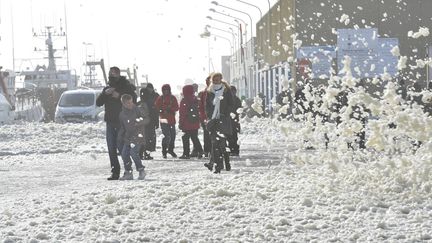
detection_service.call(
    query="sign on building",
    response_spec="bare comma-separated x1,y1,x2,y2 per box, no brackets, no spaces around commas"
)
337,28,378,78
337,28,399,79
373,38,399,77
297,46,336,78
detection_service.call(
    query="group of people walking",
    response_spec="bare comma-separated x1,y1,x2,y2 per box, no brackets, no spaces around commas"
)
97,67,242,180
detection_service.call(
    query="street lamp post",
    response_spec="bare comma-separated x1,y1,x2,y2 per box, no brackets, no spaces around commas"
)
206,25,238,50
206,16,238,28
200,30,213,73
234,0,264,98
206,16,240,71
211,1,257,98
266,0,271,46
206,25,238,83
209,8,251,97
205,19,239,50
236,0,262,19
209,8,248,43
208,9,248,85
211,1,254,41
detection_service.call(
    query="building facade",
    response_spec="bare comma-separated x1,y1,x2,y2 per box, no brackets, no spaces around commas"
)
250,0,432,110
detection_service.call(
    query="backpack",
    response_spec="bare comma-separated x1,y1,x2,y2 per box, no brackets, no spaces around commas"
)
187,100,199,123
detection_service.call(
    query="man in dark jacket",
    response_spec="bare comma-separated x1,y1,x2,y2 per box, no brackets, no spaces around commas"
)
96,66,137,180
204,73,233,173
139,83,160,160
227,85,242,156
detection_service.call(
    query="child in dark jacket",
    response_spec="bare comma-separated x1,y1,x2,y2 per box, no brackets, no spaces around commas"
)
117,94,150,180
179,85,204,159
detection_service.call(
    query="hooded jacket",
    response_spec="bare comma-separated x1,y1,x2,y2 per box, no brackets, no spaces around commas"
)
139,83,160,128
117,104,150,145
179,85,200,131
154,84,179,125
96,76,137,125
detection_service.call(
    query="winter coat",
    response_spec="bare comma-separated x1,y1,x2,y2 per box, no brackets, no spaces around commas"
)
118,104,150,145
231,94,242,133
154,84,179,125
96,76,137,125
198,89,208,123
295,86,312,115
205,81,234,135
140,86,160,129
179,85,200,131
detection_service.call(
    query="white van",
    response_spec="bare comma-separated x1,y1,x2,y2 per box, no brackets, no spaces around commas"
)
54,89,103,123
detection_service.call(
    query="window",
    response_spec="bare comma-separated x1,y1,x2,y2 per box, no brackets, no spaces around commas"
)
59,93,94,107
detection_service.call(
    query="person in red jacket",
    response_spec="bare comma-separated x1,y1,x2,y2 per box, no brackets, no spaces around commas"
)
154,84,179,158
197,75,212,157
179,85,203,159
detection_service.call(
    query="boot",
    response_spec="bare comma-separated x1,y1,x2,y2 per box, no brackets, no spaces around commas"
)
138,170,146,180
144,152,153,160
224,152,231,171
214,165,221,174
197,151,203,159
190,149,198,157
204,154,213,171
179,154,190,159
119,171,133,180
204,163,213,171
229,151,239,157
168,151,177,158
139,146,146,160
162,144,167,159
107,173,119,181
214,154,223,173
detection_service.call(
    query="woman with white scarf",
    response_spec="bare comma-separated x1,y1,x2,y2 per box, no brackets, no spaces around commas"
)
204,73,234,174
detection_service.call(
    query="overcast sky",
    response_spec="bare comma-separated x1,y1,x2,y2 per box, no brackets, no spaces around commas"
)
0,0,276,93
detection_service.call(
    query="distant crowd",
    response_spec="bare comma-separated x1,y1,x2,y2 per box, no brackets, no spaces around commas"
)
97,67,242,180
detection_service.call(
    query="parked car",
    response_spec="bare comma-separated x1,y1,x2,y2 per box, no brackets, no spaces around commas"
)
54,89,103,123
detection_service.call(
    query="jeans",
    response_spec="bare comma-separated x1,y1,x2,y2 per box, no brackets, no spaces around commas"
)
161,123,176,152
145,125,157,152
182,130,203,156
106,122,123,175
202,123,211,154
140,125,157,157
121,143,144,172
227,127,239,154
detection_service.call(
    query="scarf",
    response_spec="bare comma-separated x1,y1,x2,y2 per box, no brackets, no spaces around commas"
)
211,84,224,119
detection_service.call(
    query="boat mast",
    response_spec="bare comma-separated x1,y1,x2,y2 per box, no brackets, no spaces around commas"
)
46,27,57,71
63,0,70,70
10,1,15,71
